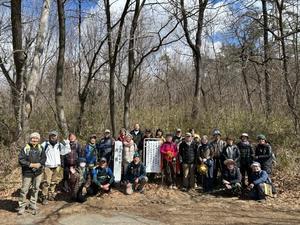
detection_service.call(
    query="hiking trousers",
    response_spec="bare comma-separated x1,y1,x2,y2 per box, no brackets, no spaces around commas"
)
19,174,42,209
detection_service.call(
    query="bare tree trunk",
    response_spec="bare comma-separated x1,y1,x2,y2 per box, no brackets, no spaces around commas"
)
124,0,145,129
56,0,69,137
180,0,208,120
104,0,130,136
23,0,52,134
11,0,26,139
241,53,253,113
262,0,272,118
276,0,300,133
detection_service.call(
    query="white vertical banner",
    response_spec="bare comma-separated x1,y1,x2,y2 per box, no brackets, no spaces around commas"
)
144,138,161,173
113,141,123,182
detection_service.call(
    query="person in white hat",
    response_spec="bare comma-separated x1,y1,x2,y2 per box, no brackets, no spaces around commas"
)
237,133,254,187
248,162,273,201
18,132,46,215
96,129,115,167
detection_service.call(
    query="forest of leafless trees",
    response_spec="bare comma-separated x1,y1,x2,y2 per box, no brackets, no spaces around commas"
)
1,0,300,149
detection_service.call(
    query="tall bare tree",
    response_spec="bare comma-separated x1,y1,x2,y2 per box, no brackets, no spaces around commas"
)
262,0,272,117
104,0,131,136
179,0,208,119
56,0,69,136
23,0,52,134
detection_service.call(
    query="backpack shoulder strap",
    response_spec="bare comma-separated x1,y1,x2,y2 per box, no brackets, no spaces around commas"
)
24,144,31,155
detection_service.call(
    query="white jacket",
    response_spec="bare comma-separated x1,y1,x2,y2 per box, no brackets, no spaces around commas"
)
42,140,71,168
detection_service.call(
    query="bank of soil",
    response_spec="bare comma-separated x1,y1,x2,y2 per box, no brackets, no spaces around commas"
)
0,169,299,225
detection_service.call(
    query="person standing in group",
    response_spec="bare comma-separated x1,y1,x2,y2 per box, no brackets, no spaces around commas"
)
122,133,137,175
117,128,127,142
63,133,82,192
237,133,254,187
85,134,98,168
160,133,178,189
41,131,71,205
179,132,197,191
196,135,214,192
221,136,240,171
254,134,273,175
138,128,153,158
210,129,226,186
130,123,144,154
96,129,115,168
155,128,166,144
18,132,46,215
173,128,183,145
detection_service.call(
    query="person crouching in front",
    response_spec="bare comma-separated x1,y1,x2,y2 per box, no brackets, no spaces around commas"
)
222,159,242,196
88,157,114,196
124,152,148,195
248,162,273,202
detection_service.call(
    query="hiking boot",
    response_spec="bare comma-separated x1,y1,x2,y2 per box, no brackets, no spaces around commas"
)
17,207,25,215
172,185,178,190
42,198,48,205
31,209,38,215
168,185,173,189
48,195,55,201
181,187,187,192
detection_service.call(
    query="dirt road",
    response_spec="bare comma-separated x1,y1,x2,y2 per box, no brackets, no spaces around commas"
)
1,184,299,225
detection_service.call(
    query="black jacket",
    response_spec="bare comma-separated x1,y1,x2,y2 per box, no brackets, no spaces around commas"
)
125,162,147,183
222,167,242,184
179,141,197,164
130,130,144,150
237,141,254,166
255,143,273,172
196,143,212,163
19,143,46,177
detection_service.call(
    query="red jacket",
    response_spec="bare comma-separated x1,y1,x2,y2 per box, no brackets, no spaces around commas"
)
160,141,178,162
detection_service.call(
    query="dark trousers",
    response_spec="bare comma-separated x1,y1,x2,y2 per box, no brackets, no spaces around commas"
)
249,183,266,200
240,164,252,186
163,159,177,186
213,158,222,185
88,182,111,195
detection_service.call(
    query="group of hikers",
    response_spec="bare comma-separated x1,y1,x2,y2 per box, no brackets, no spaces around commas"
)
17,123,276,215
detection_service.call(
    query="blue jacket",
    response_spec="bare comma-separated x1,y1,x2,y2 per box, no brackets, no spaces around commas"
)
92,166,114,186
251,170,271,185
96,137,114,161
85,143,97,165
